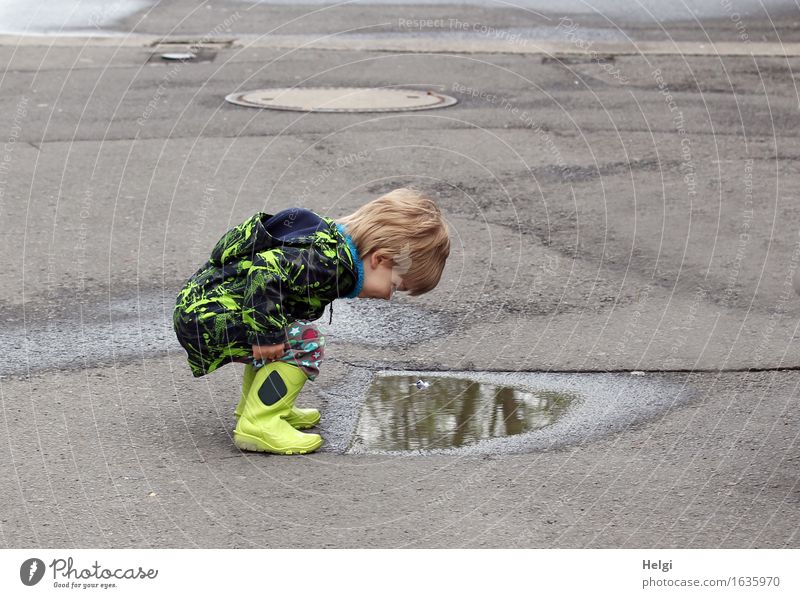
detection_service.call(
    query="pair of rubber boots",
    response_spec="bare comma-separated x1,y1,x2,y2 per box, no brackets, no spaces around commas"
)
233,362,323,455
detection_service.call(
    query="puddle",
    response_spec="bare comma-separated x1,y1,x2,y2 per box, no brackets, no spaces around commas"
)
351,375,579,451
324,369,696,455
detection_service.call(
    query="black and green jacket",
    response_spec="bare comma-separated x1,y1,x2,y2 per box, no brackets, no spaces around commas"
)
173,208,363,377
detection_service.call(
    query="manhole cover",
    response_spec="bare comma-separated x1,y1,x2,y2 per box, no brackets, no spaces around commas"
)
224,86,458,113
351,375,577,451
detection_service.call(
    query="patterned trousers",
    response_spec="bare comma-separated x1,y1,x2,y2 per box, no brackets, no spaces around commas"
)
250,320,326,381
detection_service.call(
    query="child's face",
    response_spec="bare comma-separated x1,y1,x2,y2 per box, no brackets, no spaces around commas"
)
358,251,408,300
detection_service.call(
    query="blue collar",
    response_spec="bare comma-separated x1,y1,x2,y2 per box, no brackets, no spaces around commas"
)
336,223,364,299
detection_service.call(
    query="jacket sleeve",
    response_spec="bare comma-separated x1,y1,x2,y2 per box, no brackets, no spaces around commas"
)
242,247,304,346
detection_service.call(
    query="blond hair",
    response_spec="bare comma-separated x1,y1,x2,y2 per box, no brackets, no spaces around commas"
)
338,188,450,296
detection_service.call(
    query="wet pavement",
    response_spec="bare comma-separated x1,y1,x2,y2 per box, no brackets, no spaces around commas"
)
4,0,800,41
0,293,448,376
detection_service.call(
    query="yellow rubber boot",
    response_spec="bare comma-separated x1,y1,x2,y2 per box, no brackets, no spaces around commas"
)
234,363,256,420
236,363,320,429
233,362,323,455
285,405,320,429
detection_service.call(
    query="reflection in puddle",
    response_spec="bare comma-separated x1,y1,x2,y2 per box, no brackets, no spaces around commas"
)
353,375,579,451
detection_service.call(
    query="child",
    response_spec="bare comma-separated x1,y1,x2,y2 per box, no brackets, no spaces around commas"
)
173,188,451,455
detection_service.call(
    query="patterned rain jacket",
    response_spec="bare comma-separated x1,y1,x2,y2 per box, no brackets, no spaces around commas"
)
173,208,363,377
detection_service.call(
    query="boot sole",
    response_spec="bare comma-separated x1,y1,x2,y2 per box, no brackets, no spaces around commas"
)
233,431,323,455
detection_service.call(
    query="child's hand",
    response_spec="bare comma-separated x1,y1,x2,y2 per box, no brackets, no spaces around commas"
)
252,343,287,361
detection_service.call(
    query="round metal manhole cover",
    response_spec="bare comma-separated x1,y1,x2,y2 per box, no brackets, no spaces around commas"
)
224,86,457,113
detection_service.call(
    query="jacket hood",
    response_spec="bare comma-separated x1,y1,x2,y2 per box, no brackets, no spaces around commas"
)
209,208,359,289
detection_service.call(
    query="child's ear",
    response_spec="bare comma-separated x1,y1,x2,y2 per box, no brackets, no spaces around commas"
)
372,250,391,268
